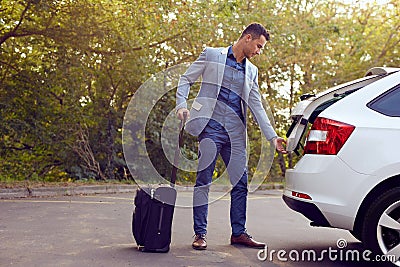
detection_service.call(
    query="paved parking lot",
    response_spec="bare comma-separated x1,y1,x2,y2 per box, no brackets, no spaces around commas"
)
0,191,388,267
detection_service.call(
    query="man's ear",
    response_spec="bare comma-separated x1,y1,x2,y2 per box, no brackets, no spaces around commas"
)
245,34,252,42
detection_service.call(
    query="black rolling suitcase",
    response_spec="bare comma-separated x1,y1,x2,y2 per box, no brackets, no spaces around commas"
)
132,113,186,252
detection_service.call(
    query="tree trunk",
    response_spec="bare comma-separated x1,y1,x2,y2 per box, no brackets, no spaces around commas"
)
73,125,107,180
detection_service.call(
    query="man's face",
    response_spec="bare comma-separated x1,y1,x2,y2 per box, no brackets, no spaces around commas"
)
243,34,267,59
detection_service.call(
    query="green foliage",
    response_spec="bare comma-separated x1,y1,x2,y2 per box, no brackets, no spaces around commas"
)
1,0,399,183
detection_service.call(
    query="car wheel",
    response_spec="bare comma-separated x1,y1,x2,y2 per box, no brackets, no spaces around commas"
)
362,188,400,266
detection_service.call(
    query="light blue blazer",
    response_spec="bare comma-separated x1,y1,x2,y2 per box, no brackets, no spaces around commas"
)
176,47,277,141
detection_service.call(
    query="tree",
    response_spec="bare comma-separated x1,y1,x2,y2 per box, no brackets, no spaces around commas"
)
1,0,398,183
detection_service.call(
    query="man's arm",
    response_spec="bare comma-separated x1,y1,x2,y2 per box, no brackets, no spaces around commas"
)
176,48,208,119
248,69,287,153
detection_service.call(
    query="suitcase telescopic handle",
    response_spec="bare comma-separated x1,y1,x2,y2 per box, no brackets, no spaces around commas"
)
171,111,187,186
178,111,187,148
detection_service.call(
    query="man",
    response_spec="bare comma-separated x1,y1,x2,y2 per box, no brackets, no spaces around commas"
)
176,23,286,250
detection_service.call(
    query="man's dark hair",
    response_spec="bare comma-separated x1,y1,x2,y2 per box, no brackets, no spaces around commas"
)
240,23,270,41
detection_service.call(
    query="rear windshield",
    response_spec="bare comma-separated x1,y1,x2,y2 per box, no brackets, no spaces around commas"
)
367,85,400,117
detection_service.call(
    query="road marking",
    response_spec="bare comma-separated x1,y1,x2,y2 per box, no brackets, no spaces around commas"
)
249,196,281,199
0,194,279,204
99,243,133,249
0,199,117,204
209,195,281,201
82,195,133,201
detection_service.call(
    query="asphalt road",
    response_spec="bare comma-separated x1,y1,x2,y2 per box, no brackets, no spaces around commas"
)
0,190,391,267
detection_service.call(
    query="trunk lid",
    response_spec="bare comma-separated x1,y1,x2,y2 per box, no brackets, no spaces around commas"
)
286,67,399,155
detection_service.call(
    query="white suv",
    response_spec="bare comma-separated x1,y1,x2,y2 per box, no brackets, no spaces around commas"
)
283,67,400,265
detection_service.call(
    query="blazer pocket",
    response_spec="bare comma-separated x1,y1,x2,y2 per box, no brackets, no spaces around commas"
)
192,100,203,111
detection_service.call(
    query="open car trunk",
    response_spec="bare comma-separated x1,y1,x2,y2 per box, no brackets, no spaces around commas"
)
286,67,400,155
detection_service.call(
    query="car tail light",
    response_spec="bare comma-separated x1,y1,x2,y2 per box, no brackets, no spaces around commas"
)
304,117,355,155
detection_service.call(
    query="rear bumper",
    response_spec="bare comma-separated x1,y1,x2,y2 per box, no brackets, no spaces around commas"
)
284,154,372,230
282,195,331,227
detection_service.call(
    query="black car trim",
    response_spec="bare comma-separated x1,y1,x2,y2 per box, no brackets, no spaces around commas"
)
282,195,331,227
286,115,301,138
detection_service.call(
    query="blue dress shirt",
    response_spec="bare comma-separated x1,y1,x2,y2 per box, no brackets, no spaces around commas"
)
207,46,245,132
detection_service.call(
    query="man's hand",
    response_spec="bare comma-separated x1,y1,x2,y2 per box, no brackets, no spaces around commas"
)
273,137,287,154
177,108,190,121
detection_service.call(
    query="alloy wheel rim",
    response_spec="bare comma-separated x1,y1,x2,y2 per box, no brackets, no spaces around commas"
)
377,200,400,266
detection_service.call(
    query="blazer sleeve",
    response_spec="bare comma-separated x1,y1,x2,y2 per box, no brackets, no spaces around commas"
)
247,68,278,141
176,48,208,111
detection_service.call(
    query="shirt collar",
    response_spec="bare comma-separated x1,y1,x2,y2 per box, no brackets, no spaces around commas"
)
228,45,246,66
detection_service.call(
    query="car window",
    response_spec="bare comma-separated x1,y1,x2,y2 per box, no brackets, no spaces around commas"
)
368,86,400,117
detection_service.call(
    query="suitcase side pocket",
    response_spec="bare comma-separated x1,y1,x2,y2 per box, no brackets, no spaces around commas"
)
133,188,151,246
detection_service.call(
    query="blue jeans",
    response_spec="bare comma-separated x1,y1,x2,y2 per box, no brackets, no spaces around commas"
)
193,125,248,236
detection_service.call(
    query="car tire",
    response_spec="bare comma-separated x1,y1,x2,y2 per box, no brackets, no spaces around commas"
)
361,187,400,266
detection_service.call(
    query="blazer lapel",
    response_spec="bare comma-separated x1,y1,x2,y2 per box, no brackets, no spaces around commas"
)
242,60,252,104
217,47,229,93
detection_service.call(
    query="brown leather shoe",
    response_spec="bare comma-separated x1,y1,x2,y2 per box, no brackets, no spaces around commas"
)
192,234,207,250
230,232,265,249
